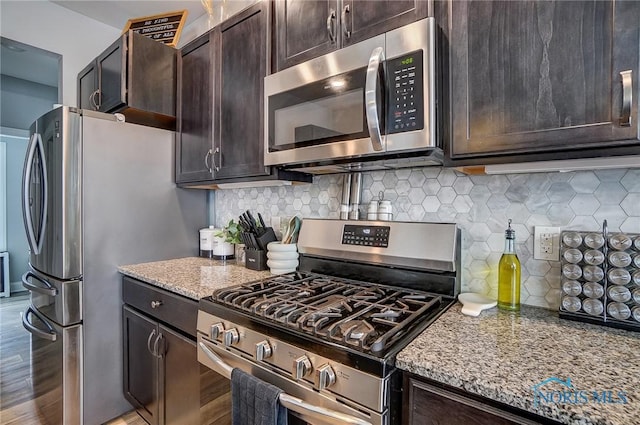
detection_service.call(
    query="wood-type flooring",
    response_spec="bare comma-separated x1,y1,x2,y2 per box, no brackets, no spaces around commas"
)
0,293,146,425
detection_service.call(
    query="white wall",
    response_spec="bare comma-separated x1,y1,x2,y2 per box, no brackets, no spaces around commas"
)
1,75,58,129
0,128,29,289
0,1,119,106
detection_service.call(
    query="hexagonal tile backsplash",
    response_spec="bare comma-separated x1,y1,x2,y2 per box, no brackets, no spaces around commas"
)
215,168,640,310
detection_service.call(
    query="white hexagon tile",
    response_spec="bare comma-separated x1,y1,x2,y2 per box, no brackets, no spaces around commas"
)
215,168,640,309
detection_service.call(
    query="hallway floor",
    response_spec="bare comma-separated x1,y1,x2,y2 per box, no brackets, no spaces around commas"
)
0,293,145,425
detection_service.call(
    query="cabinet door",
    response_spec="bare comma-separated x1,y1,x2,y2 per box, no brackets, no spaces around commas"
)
123,306,160,425
97,35,127,112
128,31,176,117
449,0,639,159
406,377,539,425
77,62,97,110
341,0,428,47
176,33,215,183
216,2,269,179
274,0,339,71
160,325,200,425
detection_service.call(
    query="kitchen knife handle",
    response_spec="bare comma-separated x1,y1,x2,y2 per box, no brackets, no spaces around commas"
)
620,70,632,127
327,9,336,44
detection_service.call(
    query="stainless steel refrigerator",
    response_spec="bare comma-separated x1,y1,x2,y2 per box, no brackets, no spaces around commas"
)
21,106,206,425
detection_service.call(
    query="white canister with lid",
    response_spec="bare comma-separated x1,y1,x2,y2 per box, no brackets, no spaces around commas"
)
200,226,234,259
378,200,393,221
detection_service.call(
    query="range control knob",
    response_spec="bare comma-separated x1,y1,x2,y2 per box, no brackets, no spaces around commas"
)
210,322,224,341
223,328,239,347
292,355,312,380
314,364,336,390
255,340,273,361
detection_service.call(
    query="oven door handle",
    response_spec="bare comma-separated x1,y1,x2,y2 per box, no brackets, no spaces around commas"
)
365,46,385,152
198,342,372,425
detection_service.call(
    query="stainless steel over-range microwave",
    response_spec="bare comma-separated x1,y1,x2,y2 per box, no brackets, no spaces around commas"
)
264,18,441,174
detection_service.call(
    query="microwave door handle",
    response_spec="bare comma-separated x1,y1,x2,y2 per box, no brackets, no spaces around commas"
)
365,47,385,152
22,306,57,342
198,342,371,425
22,132,48,255
21,271,58,296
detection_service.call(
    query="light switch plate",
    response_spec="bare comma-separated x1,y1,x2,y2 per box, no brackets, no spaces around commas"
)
534,226,561,261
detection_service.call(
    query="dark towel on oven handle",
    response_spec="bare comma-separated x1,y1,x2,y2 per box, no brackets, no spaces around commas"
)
231,367,288,425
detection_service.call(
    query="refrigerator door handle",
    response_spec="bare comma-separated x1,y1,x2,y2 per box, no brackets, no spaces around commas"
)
22,132,48,255
21,271,58,296
22,306,58,342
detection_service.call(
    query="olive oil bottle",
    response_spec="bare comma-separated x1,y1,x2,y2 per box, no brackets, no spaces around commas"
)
498,219,521,311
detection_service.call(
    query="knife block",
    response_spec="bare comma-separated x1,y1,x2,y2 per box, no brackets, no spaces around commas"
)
245,249,268,271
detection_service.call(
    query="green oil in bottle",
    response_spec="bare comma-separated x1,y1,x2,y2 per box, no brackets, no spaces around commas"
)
498,219,521,311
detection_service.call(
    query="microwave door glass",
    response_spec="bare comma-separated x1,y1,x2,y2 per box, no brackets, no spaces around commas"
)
268,67,369,151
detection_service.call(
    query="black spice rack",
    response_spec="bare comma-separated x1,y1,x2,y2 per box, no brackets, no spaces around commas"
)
559,221,640,332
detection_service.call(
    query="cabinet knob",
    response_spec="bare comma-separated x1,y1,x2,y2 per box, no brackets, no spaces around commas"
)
210,322,225,341
223,328,239,347
292,355,312,380
255,340,272,361
150,300,163,309
314,363,336,390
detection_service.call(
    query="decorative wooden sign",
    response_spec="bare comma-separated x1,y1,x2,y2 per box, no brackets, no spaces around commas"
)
123,10,188,47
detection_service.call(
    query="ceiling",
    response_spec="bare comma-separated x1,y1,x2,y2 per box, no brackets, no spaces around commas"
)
1,1,208,89
52,0,207,31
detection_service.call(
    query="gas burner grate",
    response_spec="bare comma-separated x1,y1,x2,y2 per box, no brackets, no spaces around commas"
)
212,272,442,354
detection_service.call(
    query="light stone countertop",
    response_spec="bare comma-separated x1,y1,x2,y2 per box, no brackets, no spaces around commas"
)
118,257,272,300
396,303,640,425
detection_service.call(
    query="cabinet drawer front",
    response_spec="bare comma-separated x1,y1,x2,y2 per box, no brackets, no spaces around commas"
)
122,276,197,337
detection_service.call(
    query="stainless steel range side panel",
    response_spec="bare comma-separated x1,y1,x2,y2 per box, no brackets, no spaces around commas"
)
297,219,458,272
197,311,387,414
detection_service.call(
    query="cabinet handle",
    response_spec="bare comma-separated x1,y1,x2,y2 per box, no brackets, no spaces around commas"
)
341,5,351,39
213,147,221,172
153,333,164,358
620,70,632,127
204,149,213,173
147,329,157,356
89,90,98,109
327,9,337,44
150,300,162,309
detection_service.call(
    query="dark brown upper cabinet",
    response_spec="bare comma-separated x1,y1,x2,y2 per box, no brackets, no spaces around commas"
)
176,2,268,184
444,0,640,165
77,31,176,130
176,2,310,187
273,0,428,72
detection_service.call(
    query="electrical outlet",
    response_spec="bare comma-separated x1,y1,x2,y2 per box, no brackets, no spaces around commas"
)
534,226,561,261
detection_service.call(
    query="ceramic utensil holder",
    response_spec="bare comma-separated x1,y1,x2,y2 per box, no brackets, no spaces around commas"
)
266,242,299,275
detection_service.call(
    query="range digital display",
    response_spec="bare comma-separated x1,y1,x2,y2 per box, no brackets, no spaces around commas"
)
342,225,390,248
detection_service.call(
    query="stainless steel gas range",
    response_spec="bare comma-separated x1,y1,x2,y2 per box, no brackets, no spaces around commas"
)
197,219,460,425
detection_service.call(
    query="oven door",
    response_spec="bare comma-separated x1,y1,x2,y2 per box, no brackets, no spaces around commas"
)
264,35,386,168
197,336,382,425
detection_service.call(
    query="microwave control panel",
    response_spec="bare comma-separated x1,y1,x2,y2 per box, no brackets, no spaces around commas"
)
386,50,424,134
342,225,390,248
